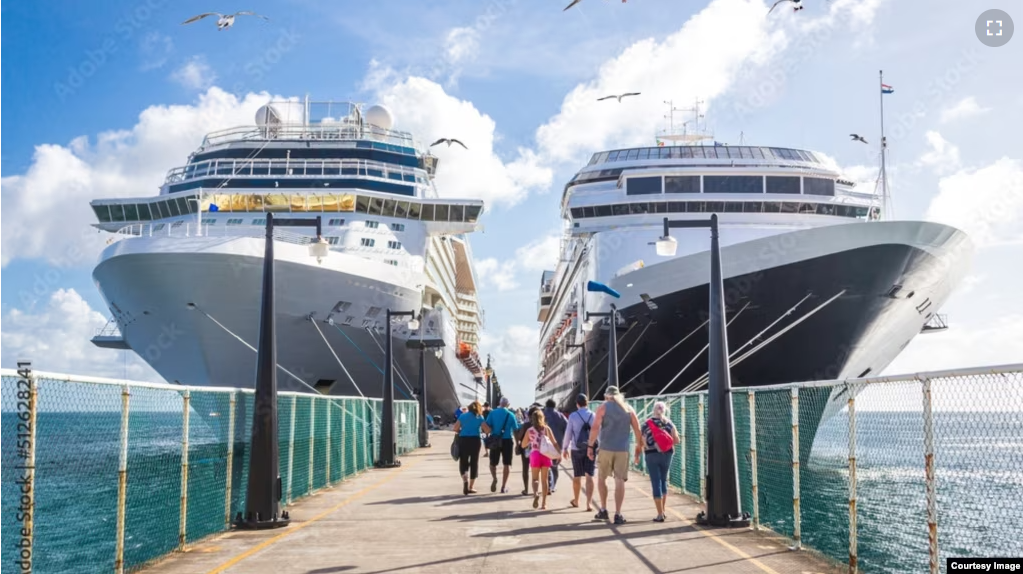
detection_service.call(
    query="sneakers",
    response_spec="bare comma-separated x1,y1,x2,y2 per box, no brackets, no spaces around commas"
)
613,514,628,525
653,514,665,523
594,509,610,521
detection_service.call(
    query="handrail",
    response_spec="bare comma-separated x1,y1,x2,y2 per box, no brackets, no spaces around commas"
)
164,157,426,185
198,124,418,151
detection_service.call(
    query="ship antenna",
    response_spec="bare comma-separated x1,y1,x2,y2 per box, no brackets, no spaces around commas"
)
875,70,892,221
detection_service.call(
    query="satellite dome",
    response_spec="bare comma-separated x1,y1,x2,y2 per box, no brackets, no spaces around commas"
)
255,104,282,126
364,105,394,130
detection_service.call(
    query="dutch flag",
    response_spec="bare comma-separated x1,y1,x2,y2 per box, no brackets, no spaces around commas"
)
881,83,894,94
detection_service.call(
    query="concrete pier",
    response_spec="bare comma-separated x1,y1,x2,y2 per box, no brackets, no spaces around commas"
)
140,432,842,574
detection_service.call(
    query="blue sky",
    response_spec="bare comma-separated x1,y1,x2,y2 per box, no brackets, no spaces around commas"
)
2,0,1021,407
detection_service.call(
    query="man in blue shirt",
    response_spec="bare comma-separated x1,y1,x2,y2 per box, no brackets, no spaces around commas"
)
543,399,569,493
484,397,520,494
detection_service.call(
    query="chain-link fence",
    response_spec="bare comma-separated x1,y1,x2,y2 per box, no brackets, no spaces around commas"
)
0,368,419,574
613,363,1023,574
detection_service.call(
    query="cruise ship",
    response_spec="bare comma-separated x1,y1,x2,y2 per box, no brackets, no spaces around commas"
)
534,121,973,428
89,98,489,418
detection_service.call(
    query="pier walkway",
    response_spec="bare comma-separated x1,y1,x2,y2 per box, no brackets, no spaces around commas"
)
141,432,840,574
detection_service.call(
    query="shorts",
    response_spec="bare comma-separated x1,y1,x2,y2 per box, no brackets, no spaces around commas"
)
529,450,552,468
571,450,595,478
489,438,514,467
597,450,630,482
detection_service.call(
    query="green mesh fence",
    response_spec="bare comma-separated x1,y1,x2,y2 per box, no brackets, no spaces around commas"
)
0,370,421,574
592,365,1023,574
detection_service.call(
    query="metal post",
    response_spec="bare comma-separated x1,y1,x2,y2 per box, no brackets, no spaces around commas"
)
791,387,801,550
340,400,347,479
749,391,759,531
680,398,687,495
286,395,297,505
922,378,939,574
378,311,398,467
698,394,706,503
326,399,332,485
115,385,130,574
179,390,191,550
224,392,236,530
848,385,858,574
418,348,430,448
308,399,315,494
607,304,619,391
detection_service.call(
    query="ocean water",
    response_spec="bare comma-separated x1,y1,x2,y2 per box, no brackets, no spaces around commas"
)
2,410,1020,573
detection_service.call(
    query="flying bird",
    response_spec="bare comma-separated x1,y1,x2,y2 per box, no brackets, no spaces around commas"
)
768,0,803,14
564,0,628,11
181,11,269,31
850,134,868,144
597,92,641,103
430,138,468,149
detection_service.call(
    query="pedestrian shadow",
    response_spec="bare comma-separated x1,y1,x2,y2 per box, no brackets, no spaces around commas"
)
431,510,542,522
366,494,462,506
305,567,356,574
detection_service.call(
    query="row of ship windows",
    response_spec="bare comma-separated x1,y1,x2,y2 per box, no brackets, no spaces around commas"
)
162,217,407,233
588,146,820,165
92,193,482,225
570,200,875,219
625,175,835,196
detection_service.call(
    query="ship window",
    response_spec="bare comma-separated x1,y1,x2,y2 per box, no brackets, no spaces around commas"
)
798,203,817,214
324,163,340,176
382,199,397,216
149,202,163,219
704,176,762,194
465,205,482,223
385,259,399,266
706,201,725,212
326,235,341,245
395,201,410,218
227,218,244,225
368,197,384,215
665,175,700,194
571,207,584,218
391,223,405,232
626,176,662,195
171,221,184,228
764,202,782,213
691,147,707,158
612,204,630,216
743,202,763,213
124,204,140,221
727,147,743,159
153,223,166,231
724,201,744,212
204,219,216,225
654,202,668,213
137,204,152,221
110,204,126,222
355,195,370,213
767,176,801,194
816,204,837,216
608,151,620,161
450,204,465,222
626,149,640,160
163,199,180,217
583,206,596,217
749,147,765,159
739,147,754,159
420,204,434,221
328,218,344,226
435,204,450,222
387,240,402,249
780,202,800,213
595,205,613,217
365,220,379,229
804,177,836,196
252,218,266,225
630,203,650,215
360,238,376,247
668,202,685,213
407,202,422,220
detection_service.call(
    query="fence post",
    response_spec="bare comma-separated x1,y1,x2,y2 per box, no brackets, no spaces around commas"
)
791,387,801,551
848,384,858,574
115,385,131,574
341,400,347,480
326,398,332,486
698,394,706,502
286,395,297,505
308,398,315,494
224,392,236,531
922,377,939,574
179,390,191,551
749,390,759,531
680,398,687,496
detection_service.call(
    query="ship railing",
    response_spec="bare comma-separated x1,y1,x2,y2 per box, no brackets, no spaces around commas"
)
586,362,1023,574
94,317,124,338
164,157,426,186
0,367,421,573
198,123,417,151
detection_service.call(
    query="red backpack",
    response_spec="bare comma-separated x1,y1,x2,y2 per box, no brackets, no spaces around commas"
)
646,419,674,453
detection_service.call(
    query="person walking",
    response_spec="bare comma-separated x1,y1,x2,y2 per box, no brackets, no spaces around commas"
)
453,401,490,495
587,386,643,525
485,397,520,493
639,401,681,522
543,399,569,493
514,403,542,496
520,409,561,510
561,394,596,511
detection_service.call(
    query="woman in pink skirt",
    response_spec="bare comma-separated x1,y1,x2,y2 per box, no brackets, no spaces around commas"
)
519,409,561,510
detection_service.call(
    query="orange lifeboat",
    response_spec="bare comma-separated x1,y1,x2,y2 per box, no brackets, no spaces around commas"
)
457,341,473,359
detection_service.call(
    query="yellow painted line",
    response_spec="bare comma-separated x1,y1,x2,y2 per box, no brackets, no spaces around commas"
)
207,460,420,574
629,484,781,574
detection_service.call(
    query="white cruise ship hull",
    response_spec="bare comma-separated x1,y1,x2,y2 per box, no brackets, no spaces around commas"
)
93,235,480,419
539,220,973,437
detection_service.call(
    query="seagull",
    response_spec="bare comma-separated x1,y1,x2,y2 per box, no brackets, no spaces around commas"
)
597,92,641,103
430,138,468,149
565,0,628,11
768,0,803,14
181,11,269,31
850,134,868,144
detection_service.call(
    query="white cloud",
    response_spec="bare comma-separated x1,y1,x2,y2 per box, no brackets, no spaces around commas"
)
1,288,162,381
815,152,878,191
917,131,961,174
364,66,553,208
925,157,1023,248
480,324,539,407
474,234,562,292
171,56,217,90
884,313,1023,376
139,31,174,71
444,26,480,71
476,258,519,291
1,88,272,268
940,96,991,124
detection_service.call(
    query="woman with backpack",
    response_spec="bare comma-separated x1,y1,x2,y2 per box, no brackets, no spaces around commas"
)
637,401,681,522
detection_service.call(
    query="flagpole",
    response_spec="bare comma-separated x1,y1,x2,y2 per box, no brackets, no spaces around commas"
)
879,69,889,221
